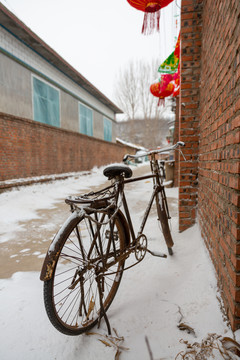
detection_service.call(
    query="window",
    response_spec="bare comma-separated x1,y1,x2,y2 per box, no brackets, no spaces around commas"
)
33,77,60,127
79,103,93,136
103,118,112,142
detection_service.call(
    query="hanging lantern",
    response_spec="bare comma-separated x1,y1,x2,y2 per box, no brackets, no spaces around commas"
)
150,81,161,97
153,32,181,99
150,31,180,103
150,73,173,95
126,0,174,34
150,80,175,105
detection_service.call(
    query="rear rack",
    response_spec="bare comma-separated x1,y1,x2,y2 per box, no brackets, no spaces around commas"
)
65,185,116,209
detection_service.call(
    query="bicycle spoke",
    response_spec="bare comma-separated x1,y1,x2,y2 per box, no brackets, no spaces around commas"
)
44,212,126,335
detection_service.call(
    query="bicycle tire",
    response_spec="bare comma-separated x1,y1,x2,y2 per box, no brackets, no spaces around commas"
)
155,191,174,255
43,211,127,335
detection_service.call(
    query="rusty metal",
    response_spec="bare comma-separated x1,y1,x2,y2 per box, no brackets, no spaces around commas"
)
39,143,184,336
135,234,147,261
40,152,172,282
40,209,130,282
40,251,60,281
123,173,156,184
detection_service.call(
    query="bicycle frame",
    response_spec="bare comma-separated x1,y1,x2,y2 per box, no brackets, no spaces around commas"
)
116,153,170,247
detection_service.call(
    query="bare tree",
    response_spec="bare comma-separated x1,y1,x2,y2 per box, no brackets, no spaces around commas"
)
114,58,169,121
138,59,158,120
114,61,139,120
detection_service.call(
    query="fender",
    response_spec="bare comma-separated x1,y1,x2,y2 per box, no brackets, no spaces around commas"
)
40,209,130,282
40,211,80,281
117,209,130,247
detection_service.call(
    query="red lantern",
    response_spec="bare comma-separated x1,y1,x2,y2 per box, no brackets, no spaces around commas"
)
150,58,180,104
127,0,174,34
150,82,161,97
150,74,173,95
150,81,175,105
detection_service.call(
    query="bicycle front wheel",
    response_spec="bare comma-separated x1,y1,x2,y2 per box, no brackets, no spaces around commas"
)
43,211,127,335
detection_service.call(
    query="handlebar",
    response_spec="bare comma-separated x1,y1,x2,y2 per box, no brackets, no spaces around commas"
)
123,141,185,162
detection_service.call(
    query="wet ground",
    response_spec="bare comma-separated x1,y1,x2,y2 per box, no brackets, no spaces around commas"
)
0,165,178,278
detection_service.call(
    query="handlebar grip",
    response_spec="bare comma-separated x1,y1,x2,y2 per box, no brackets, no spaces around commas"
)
177,141,185,147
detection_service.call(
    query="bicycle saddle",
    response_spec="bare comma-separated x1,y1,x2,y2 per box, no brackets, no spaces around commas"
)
103,165,132,179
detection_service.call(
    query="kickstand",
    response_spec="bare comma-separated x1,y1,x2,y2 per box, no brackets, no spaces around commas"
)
96,275,112,335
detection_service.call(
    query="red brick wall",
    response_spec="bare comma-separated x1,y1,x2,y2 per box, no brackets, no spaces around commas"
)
179,0,202,232
198,0,240,330
0,113,133,183
180,0,240,330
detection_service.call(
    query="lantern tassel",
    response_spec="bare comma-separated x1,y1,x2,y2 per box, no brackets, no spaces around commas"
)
158,98,165,106
142,9,161,35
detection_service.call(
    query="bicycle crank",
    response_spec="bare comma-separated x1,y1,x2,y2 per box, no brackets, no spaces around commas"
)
135,234,148,261
146,249,167,258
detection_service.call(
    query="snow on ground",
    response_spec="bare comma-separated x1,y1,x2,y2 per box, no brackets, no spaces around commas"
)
0,167,107,243
0,165,238,360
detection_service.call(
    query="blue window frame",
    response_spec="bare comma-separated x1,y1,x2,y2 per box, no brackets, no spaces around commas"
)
33,77,60,127
103,118,112,142
79,103,93,136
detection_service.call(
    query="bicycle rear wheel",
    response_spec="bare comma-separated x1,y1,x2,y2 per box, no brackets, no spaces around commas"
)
43,211,127,335
155,189,174,255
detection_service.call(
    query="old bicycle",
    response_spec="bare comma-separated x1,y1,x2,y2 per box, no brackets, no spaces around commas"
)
40,141,184,336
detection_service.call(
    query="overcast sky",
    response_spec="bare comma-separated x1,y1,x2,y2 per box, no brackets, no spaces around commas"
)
2,0,180,102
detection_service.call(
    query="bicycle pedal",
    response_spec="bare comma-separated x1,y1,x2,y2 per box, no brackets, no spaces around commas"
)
146,249,167,258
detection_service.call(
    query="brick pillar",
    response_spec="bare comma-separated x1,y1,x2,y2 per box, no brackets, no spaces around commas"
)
179,0,203,232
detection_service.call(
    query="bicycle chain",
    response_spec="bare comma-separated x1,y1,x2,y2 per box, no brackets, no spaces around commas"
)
103,234,148,276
